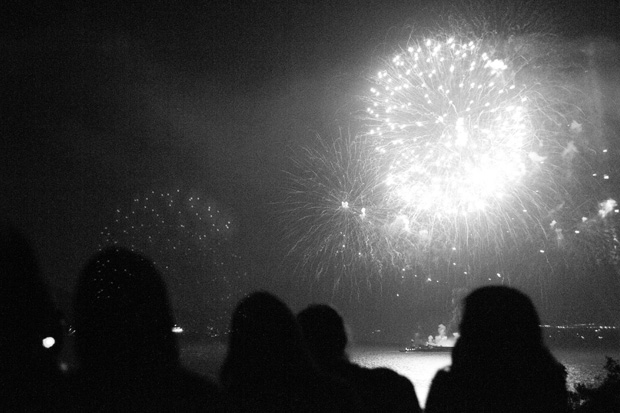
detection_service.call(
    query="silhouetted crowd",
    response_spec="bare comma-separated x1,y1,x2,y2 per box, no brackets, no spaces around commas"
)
1,224,572,412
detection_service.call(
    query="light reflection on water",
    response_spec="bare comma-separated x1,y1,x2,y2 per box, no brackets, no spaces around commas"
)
349,346,450,408
349,345,620,407
180,341,620,408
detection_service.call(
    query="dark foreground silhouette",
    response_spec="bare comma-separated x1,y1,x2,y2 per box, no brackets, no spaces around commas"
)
298,304,422,413
0,224,67,411
425,285,569,413
70,247,225,412
570,356,620,413
220,291,361,412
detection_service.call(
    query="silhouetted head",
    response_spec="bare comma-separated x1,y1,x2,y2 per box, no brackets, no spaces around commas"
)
221,291,313,385
0,224,61,372
451,285,553,376
297,304,348,361
458,285,542,347
440,284,568,412
74,247,178,370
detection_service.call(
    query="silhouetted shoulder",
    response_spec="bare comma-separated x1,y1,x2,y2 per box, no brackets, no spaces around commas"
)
176,368,227,411
367,367,422,413
425,368,459,413
162,368,227,412
321,371,365,413
68,366,225,412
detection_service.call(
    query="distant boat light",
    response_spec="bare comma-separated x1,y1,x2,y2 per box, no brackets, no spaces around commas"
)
42,337,55,348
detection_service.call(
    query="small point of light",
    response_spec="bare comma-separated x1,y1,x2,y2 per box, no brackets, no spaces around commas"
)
539,250,545,253
497,273,501,277
42,337,55,348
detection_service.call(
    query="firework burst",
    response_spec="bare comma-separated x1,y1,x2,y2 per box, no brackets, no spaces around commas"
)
281,132,389,282
361,34,592,260
282,29,613,288
100,189,245,332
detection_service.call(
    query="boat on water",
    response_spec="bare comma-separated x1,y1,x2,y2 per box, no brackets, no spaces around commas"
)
402,324,458,352
400,344,453,353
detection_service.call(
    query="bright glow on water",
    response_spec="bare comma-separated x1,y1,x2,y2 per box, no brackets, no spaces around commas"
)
349,345,620,407
179,341,620,409
349,346,450,407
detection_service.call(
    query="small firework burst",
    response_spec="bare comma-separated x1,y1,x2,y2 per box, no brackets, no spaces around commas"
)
280,132,388,283
100,189,244,331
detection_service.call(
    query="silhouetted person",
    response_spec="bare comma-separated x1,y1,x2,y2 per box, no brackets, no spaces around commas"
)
70,247,224,412
220,291,360,412
297,304,422,413
425,286,569,413
0,224,67,411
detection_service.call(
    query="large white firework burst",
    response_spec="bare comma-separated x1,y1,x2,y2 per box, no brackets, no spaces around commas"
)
361,34,579,257
282,31,607,288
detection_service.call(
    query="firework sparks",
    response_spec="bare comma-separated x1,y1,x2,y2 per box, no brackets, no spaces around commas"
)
281,132,389,281
100,189,244,331
360,34,598,258
366,37,539,215
282,31,613,287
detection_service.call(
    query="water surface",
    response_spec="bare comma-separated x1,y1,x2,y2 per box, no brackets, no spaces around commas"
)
180,341,620,408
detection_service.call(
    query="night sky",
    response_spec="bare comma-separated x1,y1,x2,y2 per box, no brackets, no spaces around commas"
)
3,0,620,339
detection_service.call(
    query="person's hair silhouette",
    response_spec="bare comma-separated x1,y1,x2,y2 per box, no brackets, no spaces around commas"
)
298,304,422,413
0,224,66,411
71,246,223,412
221,291,360,412
425,285,568,413
297,304,348,362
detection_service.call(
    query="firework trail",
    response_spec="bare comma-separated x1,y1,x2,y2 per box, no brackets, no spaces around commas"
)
100,189,245,332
